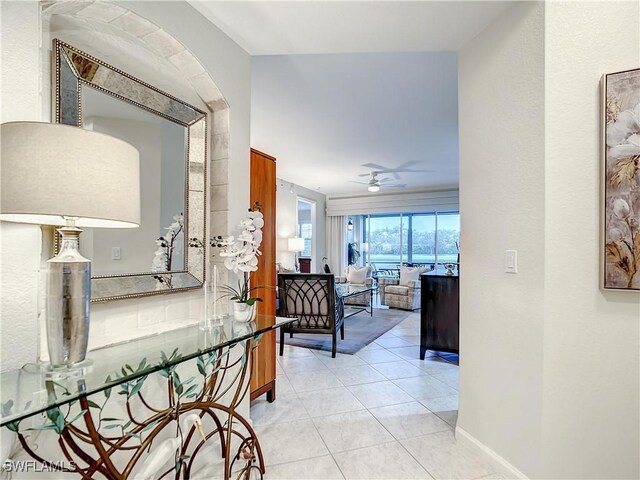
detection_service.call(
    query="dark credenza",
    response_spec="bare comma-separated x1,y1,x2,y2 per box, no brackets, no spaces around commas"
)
299,257,312,273
420,270,459,359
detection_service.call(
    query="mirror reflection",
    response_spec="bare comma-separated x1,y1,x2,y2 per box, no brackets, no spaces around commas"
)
80,86,187,276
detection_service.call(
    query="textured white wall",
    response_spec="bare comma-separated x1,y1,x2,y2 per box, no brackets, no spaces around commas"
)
459,2,640,478
120,1,252,235
1,1,251,370
0,1,44,371
458,2,546,476
541,2,640,478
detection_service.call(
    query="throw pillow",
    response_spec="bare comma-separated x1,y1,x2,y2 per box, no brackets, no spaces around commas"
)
399,266,427,286
346,266,368,284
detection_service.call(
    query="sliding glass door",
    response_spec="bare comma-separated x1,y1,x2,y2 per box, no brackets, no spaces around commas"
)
365,212,459,268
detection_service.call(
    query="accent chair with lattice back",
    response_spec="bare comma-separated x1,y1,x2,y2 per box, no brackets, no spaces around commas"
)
277,273,345,357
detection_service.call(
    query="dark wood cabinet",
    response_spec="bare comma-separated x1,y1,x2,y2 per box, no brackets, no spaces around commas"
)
420,271,459,359
299,257,311,273
250,149,277,402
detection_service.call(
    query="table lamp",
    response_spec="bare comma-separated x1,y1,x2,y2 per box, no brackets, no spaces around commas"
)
0,122,140,368
288,237,305,272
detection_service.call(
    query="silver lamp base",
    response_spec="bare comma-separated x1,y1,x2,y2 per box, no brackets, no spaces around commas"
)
46,226,91,368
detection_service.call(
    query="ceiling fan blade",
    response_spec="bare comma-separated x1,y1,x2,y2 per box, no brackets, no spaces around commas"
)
349,180,370,185
377,176,393,183
361,162,388,171
382,183,407,188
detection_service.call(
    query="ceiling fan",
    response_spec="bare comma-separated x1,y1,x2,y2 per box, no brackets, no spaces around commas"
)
358,161,431,180
350,172,406,192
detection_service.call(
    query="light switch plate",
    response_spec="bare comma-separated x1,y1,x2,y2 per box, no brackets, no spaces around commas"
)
505,250,518,273
111,247,121,260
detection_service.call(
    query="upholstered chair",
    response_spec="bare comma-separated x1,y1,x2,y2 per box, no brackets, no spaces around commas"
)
335,265,373,307
379,266,428,310
277,273,345,357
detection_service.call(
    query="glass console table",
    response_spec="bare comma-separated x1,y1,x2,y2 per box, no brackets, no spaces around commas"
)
0,314,295,479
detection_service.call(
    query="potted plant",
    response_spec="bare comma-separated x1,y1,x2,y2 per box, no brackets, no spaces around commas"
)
214,206,267,322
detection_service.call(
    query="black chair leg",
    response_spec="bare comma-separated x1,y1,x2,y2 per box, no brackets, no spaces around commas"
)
279,328,285,356
289,332,293,338
340,323,344,340
332,331,337,358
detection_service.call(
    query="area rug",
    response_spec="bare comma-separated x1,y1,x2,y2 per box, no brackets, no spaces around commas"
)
277,308,414,355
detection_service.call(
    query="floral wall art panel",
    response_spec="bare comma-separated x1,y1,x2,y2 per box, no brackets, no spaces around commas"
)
604,68,640,290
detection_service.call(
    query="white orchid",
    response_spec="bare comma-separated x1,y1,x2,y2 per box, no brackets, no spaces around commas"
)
151,213,184,274
607,102,640,188
213,208,267,303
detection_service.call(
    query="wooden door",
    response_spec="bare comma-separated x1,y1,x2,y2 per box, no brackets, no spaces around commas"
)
249,149,277,401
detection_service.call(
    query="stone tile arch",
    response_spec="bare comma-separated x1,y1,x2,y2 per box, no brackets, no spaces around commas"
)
40,0,230,289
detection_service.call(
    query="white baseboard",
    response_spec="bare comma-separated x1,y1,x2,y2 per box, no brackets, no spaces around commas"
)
455,426,529,480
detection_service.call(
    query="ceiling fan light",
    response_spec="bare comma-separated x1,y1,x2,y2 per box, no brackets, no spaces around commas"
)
368,184,380,192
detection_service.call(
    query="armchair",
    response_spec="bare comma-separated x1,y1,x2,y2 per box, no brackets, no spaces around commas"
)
278,273,345,357
379,266,427,310
336,265,373,309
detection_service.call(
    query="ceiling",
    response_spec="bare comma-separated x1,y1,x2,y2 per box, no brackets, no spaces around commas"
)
189,1,514,196
251,52,459,196
190,1,513,56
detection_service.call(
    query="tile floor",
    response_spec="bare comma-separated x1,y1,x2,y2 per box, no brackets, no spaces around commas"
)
250,313,505,480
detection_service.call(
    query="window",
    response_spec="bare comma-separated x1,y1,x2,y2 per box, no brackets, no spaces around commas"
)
368,215,403,269
411,215,436,264
436,213,460,264
297,198,314,257
366,212,459,267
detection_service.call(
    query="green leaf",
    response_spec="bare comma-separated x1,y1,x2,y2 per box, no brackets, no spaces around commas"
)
46,407,61,424
182,376,196,386
182,384,198,398
122,420,132,430
2,400,14,416
137,358,147,372
104,375,112,399
104,424,121,430
66,409,87,425
101,417,123,422
6,421,20,432
27,423,58,431
141,420,160,432
125,364,134,373
55,412,65,433
87,400,101,409
158,369,170,378
129,377,146,397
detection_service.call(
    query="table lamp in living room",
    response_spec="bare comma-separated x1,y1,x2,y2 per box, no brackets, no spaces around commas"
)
0,122,140,368
288,237,305,272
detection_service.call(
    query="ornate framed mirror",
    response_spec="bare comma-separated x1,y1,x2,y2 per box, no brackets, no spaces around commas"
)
54,39,208,302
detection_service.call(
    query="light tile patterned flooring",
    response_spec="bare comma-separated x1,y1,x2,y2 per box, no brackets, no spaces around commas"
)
251,313,505,480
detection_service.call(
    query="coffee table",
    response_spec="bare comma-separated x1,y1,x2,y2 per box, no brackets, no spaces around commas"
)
336,283,375,318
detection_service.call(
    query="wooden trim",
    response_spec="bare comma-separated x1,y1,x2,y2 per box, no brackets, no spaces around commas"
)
250,380,276,403
250,148,277,162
